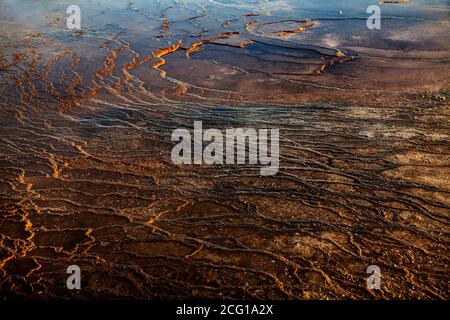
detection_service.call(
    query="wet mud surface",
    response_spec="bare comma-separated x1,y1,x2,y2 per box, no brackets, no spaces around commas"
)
0,0,449,299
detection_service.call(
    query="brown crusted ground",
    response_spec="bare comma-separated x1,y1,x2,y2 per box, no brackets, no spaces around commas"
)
0,1,449,299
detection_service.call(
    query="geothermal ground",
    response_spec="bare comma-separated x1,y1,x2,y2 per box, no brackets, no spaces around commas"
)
0,0,449,299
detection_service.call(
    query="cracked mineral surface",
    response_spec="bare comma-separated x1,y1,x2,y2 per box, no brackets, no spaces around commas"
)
0,0,449,299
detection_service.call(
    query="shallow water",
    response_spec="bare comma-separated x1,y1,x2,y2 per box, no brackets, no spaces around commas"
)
0,0,449,299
